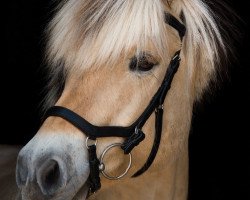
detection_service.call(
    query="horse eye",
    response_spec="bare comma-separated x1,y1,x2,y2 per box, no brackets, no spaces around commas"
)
129,52,158,72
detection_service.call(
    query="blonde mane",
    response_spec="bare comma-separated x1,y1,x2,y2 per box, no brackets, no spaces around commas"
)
46,0,171,70
44,0,227,107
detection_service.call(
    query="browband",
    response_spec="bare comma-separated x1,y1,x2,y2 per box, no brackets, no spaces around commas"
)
45,12,186,193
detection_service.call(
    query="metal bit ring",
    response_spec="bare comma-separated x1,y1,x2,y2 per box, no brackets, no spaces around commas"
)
99,143,132,180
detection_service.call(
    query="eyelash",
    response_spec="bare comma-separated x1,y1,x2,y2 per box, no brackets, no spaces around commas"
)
129,54,157,72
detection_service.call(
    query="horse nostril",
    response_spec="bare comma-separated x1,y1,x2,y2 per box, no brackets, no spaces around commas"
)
44,161,60,188
37,159,67,196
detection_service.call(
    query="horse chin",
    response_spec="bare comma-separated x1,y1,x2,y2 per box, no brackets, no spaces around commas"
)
19,185,89,200
72,183,89,200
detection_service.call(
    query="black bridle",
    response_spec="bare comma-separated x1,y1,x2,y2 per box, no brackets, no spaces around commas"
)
45,12,186,193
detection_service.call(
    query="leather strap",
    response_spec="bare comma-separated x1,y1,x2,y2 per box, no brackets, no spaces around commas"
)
164,12,186,40
132,106,163,177
46,106,135,139
88,145,101,192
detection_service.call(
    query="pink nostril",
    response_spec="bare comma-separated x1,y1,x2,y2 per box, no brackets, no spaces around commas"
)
36,158,67,195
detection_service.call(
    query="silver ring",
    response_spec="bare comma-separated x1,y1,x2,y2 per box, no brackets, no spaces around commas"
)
99,143,132,180
85,137,97,149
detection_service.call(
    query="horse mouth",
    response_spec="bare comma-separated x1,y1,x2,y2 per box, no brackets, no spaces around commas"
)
72,183,89,200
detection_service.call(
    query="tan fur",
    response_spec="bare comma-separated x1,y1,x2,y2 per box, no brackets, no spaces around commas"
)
10,0,230,199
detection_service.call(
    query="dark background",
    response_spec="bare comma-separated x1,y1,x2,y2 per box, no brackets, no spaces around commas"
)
3,0,250,199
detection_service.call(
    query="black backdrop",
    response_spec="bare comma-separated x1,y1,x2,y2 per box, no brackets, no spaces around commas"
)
3,0,250,199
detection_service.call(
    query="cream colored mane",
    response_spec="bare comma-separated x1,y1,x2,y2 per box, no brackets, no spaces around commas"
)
45,0,226,107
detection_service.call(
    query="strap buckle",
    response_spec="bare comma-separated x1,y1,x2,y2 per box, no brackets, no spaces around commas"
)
155,104,164,113
121,127,145,154
86,137,98,149
172,53,181,61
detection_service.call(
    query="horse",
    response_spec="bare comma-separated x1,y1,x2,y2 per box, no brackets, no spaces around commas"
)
2,0,234,199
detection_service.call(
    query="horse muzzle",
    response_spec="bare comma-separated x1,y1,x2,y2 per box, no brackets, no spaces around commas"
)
16,132,90,200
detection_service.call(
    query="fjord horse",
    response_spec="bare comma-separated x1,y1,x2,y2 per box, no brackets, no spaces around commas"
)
2,0,234,199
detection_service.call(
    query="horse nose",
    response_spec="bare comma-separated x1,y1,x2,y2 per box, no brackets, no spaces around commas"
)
16,154,68,196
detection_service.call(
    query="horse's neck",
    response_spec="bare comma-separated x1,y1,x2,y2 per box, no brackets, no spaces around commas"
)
90,148,189,200
128,151,189,200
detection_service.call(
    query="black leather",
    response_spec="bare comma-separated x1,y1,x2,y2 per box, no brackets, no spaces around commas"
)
46,106,135,139
88,145,101,192
164,12,186,40
121,129,145,154
132,106,163,177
